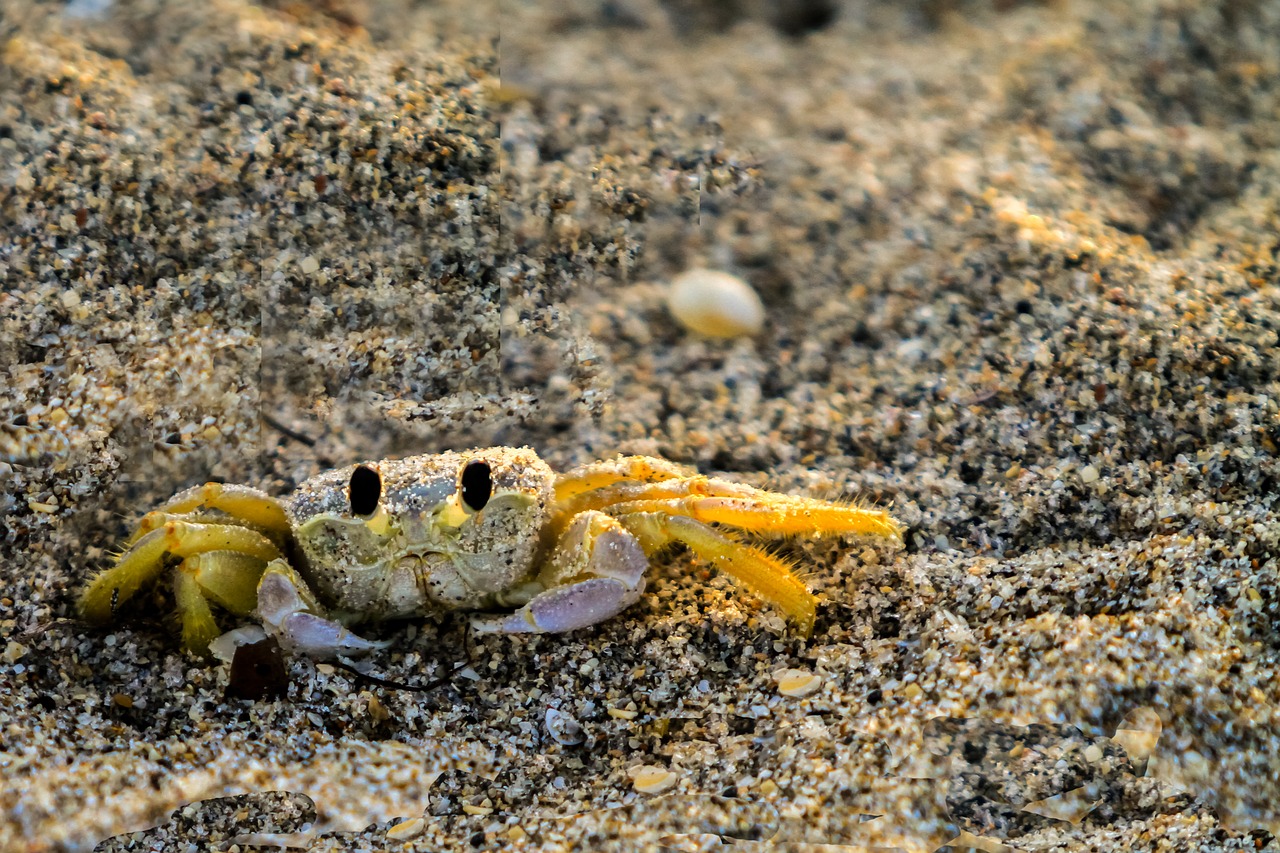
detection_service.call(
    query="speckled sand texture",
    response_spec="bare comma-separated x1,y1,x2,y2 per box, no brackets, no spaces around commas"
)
2,0,1279,850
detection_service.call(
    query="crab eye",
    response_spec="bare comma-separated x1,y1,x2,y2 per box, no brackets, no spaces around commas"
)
349,464,382,516
460,460,492,511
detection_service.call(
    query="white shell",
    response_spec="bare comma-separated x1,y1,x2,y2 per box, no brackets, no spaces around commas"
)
667,268,765,338
774,667,823,698
385,818,425,840
207,625,268,664
628,764,678,794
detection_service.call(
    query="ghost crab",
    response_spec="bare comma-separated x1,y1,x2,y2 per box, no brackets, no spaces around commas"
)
80,447,902,657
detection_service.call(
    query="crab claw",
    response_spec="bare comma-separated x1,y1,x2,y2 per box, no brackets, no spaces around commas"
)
256,562,390,657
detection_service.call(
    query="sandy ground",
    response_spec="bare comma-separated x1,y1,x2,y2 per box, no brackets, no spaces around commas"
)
2,0,1279,850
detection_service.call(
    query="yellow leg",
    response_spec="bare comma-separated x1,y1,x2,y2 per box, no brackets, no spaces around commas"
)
80,520,283,652
551,471,742,540
553,456,696,504
550,466,901,537
82,481,292,654
619,512,817,636
186,551,270,615
156,520,283,560
124,483,289,546
548,467,899,636
174,564,222,655
562,477,902,542
80,529,175,624
174,542,279,654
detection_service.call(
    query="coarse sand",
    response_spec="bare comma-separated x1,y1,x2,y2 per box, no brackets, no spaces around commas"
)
2,0,1279,850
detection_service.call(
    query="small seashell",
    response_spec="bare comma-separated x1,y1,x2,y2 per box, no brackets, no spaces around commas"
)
385,817,425,840
628,764,678,794
774,668,823,698
207,625,268,664
667,268,765,338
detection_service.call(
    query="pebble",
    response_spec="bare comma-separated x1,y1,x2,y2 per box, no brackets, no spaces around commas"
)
545,708,585,745
666,268,765,338
2,641,28,664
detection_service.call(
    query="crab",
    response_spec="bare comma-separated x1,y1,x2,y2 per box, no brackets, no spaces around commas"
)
79,447,903,657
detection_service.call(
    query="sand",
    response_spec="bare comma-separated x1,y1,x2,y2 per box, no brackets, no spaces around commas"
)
1,0,1278,850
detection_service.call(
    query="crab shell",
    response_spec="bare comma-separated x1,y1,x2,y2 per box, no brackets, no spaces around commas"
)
286,447,555,619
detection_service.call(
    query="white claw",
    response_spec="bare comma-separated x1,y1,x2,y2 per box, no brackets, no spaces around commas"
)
257,570,388,658
471,577,645,634
274,612,391,657
256,571,308,630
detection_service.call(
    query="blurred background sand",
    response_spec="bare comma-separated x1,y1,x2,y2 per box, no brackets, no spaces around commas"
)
1,0,1278,849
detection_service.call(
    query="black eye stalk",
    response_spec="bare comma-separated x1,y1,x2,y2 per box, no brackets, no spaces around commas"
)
349,464,382,517
460,460,492,511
